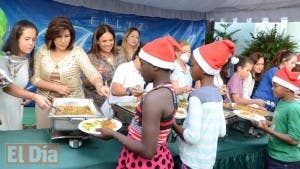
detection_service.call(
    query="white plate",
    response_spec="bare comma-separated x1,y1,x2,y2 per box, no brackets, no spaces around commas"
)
175,107,187,119
78,118,122,135
233,110,265,122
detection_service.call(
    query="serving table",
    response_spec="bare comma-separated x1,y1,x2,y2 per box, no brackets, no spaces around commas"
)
0,128,267,169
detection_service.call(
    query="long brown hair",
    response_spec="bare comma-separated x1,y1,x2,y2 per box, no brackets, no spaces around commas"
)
267,50,296,70
45,16,75,50
2,20,38,78
249,52,264,80
88,24,117,58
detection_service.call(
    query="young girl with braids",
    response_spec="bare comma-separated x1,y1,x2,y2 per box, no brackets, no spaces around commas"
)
95,36,182,169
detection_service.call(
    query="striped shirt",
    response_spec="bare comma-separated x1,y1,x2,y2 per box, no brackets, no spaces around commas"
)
128,83,177,145
179,86,226,169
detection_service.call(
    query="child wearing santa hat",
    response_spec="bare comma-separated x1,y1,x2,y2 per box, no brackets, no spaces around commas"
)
172,40,235,169
95,36,182,169
255,67,300,169
252,50,297,112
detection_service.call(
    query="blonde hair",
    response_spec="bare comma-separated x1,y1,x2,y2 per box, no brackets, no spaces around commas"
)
177,40,190,48
121,27,140,60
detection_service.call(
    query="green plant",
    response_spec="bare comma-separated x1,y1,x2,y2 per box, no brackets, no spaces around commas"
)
205,23,241,44
241,25,297,63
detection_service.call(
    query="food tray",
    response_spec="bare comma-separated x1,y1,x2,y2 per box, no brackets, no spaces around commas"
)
49,98,101,131
223,103,273,117
49,98,100,117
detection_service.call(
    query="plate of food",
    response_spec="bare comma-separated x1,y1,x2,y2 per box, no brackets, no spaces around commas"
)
234,104,273,117
78,118,122,135
233,110,265,122
175,107,187,119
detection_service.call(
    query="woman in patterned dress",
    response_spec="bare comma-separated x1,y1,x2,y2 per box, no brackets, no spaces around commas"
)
83,24,127,110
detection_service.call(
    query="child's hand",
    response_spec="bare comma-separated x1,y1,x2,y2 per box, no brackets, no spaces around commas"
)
93,128,114,140
253,120,271,131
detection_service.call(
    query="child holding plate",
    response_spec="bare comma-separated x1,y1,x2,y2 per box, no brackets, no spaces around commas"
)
254,67,300,169
172,40,234,169
95,36,182,169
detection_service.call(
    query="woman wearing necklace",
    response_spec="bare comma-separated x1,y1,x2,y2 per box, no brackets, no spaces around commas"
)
0,20,51,130
83,24,127,111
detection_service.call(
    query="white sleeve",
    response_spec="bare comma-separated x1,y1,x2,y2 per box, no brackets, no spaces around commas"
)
111,64,125,84
219,109,227,137
242,73,254,99
183,96,203,144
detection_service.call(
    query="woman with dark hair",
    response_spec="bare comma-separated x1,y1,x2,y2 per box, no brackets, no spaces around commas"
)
0,20,51,130
31,16,109,129
242,52,265,99
83,24,126,110
253,50,297,111
120,27,141,61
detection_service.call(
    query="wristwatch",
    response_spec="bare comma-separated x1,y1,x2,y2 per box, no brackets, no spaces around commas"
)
126,87,132,96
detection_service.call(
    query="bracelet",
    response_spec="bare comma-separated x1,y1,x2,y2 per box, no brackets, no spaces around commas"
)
126,87,132,96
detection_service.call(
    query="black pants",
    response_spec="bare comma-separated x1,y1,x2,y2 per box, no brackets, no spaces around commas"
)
265,151,300,169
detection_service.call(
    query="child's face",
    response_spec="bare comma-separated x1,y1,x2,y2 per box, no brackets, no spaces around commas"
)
190,56,202,81
139,58,153,83
237,62,253,79
272,82,288,99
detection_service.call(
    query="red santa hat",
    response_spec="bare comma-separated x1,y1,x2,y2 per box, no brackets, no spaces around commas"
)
296,55,300,65
193,40,236,75
139,36,183,70
272,67,300,92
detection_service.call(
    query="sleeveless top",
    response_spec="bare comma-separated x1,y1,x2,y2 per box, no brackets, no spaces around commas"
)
127,83,177,145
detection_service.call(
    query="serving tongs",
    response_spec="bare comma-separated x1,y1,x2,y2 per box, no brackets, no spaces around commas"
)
50,105,62,113
226,92,234,109
46,96,61,113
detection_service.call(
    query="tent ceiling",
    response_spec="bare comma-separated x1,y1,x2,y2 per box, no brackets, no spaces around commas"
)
121,0,300,12
54,0,300,22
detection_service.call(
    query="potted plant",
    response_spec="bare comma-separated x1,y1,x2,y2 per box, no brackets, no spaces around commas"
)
205,23,241,44
241,25,297,64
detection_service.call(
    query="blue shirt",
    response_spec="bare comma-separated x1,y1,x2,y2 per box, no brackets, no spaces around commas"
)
253,67,279,111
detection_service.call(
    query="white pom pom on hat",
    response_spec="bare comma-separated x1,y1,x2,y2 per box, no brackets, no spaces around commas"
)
272,67,300,92
193,40,236,75
139,35,183,70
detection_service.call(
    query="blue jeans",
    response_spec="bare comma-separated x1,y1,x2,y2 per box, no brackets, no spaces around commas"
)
265,151,300,169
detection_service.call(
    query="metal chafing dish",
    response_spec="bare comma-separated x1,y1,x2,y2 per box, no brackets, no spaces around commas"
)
223,103,273,138
48,98,102,147
111,102,136,133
